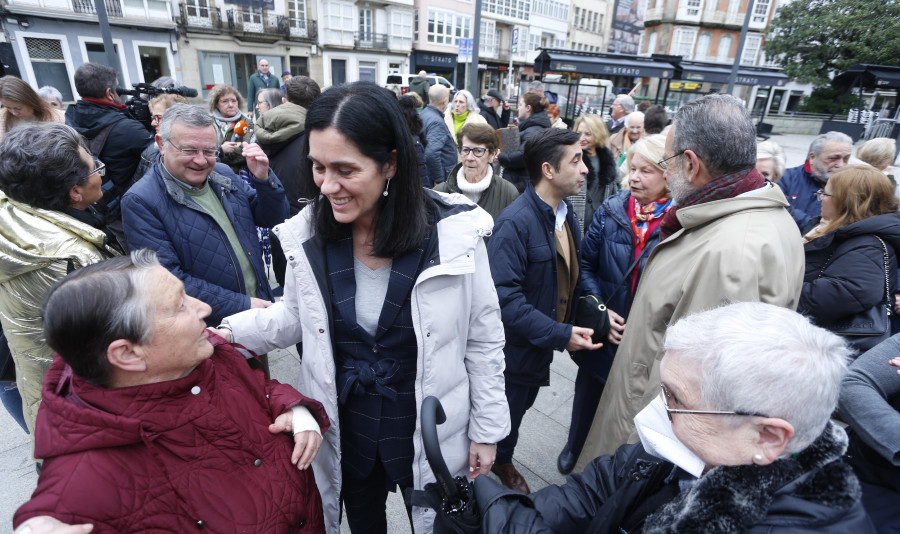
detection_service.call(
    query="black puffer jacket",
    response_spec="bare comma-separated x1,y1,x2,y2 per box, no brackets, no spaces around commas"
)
498,111,551,193
476,422,874,533
65,100,154,219
799,212,900,329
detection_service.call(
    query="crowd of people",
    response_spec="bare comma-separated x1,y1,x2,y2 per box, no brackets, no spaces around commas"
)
1,63,899,534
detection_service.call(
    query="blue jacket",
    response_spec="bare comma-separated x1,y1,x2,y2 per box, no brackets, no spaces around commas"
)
420,105,457,186
488,184,581,386
575,191,662,383
122,163,289,325
778,163,823,229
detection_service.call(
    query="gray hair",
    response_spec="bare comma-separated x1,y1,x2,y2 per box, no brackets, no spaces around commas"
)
42,249,161,387
672,93,756,177
151,76,180,90
625,111,644,127
663,302,851,453
616,94,635,114
809,131,852,158
257,88,283,110
0,122,89,210
757,139,786,181
453,89,479,113
158,103,215,142
37,85,63,104
74,62,118,99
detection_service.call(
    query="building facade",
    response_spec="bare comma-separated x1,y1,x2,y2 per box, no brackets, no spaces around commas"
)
1,0,179,102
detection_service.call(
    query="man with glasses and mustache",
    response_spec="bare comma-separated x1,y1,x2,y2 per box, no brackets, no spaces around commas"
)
575,94,805,470
122,104,289,330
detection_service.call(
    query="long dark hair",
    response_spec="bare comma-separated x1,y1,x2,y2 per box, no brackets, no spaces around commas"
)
298,82,426,257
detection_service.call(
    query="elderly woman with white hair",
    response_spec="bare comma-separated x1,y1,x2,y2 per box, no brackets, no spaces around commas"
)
856,137,898,184
756,139,786,182
478,302,875,533
608,110,645,179
444,89,487,144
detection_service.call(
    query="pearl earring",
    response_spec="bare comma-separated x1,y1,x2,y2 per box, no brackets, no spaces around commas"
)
383,178,391,197
753,454,764,463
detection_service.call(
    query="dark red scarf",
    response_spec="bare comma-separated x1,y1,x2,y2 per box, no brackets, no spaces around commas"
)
659,167,766,241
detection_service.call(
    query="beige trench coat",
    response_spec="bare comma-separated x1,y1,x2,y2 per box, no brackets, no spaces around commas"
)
575,184,804,470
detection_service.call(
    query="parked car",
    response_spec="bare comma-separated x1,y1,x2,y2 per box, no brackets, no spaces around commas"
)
386,74,456,97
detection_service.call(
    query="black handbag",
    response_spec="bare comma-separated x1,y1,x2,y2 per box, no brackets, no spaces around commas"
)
575,245,651,344
817,236,892,352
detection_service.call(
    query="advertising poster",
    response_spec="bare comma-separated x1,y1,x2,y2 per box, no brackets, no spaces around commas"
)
607,0,649,54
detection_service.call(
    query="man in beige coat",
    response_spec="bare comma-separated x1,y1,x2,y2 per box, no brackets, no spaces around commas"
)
575,94,805,469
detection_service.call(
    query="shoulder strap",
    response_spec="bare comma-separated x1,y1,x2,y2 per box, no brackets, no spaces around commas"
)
605,243,652,302
874,236,891,307
85,116,126,157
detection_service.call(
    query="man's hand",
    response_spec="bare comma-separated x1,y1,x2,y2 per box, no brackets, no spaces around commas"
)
242,142,270,181
891,357,900,377
566,326,604,352
468,441,497,479
14,516,93,534
606,309,626,345
269,412,322,471
250,297,273,309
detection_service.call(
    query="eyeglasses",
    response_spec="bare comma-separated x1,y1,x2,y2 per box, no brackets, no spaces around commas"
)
89,159,106,178
166,140,218,159
815,189,832,201
218,98,238,105
151,114,163,124
458,146,489,158
658,151,685,170
660,384,767,422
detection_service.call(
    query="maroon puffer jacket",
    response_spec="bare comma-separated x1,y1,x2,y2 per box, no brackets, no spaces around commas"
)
14,335,329,533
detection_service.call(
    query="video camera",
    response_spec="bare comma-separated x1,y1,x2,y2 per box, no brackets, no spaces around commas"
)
116,82,199,131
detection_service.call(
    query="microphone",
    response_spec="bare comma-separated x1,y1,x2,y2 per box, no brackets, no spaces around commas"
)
177,86,199,98
231,120,249,142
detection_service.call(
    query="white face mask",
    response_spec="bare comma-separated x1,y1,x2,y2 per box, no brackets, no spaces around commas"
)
634,395,706,478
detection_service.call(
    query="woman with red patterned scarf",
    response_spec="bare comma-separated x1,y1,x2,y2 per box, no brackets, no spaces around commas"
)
557,134,672,475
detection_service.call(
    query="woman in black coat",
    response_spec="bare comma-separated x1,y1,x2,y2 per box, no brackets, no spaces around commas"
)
497,92,551,193
557,135,671,475
799,165,900,353
569,113,619,234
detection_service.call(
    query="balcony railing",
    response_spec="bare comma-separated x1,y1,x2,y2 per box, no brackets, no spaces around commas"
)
72,0,122,16
178,3,316,41
644,6,663,22
700,9,745,26
355,32,388,50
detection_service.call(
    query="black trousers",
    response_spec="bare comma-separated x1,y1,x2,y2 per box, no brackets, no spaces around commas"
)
564,368,606,459
342,457,413,534
496,382,540,464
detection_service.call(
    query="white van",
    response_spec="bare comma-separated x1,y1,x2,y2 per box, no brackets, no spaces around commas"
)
386,74,455,96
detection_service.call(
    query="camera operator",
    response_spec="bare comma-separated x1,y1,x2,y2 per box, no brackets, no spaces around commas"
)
65,62,154,252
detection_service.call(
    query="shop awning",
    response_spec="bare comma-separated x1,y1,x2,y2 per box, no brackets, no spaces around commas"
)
534,49,676,79
677,62,789,86
834,64,900,89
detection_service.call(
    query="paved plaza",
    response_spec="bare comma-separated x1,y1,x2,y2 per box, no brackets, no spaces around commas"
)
2,132,884,532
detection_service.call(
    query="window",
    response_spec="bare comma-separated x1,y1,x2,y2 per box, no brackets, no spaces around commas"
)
482,0,528,21
359,8,373,41
414,9,418,41
741,33,761,65
683,0,701,16
716,34,733,62
24,37,73,102
240,7,262,32
427,10,453,44
326,3,355,46
184,0,210,25
390,10,412,49
727,0,740,13
751,0,770,23
288,0,307,35
480,19,498,56
331,59,346,86
672,27,697,58
646,30,658,54
359,61,377,83
592,12,599,33
696,32,711,60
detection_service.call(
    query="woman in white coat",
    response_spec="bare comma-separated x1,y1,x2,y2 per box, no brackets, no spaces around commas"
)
219,82,510,534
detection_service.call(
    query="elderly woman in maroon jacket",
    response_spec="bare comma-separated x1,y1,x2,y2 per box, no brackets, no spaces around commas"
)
14,250,329,534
